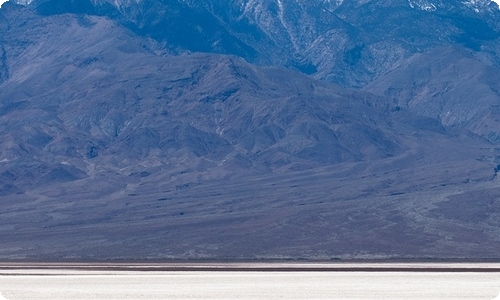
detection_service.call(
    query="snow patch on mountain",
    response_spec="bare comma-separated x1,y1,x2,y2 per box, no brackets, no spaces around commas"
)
109,0,142,8
12,0,33,5
463,0,499,11
323,0,344,6
275,0,299,50
408,0,437,11
408,0,499,11
462,0,500,13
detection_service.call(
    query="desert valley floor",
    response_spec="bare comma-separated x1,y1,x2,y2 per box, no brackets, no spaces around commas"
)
0,263,499,299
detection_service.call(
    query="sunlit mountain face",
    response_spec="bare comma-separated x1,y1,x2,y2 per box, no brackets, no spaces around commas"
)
1,0,500,260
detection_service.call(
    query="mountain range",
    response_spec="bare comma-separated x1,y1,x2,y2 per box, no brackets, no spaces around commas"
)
0,0,500,260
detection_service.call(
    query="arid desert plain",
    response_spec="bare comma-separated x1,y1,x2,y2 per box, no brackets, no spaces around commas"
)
0,263,500,299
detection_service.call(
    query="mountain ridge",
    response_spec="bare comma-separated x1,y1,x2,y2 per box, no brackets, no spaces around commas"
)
1,0,500,260
12,0,500,84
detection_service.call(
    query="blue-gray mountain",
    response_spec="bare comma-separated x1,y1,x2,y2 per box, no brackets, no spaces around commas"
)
19,0,500,79
0,0,500,260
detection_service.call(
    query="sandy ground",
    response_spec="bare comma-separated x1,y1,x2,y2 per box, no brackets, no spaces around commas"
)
0,264,499,299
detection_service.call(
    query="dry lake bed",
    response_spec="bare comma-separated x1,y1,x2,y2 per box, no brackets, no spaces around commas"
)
0,263,500,299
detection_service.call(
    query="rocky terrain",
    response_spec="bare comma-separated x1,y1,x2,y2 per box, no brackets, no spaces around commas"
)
0,0,500,260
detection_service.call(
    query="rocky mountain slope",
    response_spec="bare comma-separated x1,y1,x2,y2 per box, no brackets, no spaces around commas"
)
16,0,500,142
19,0,500,82
1,0,500,260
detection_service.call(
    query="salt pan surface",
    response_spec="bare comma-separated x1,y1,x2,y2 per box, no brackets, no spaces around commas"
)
0,268,499,299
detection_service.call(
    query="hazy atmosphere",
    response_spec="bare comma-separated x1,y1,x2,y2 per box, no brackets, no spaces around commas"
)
2,0,500,298
1,0,500,261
